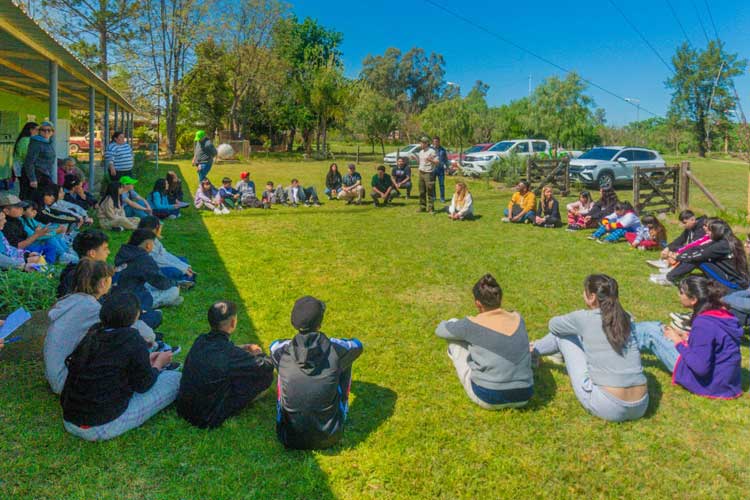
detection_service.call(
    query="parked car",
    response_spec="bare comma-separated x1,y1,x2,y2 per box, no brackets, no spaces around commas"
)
568,146,666,187
68,130,103,154
461,139,550,176
383,144,420,166
447,143,494,164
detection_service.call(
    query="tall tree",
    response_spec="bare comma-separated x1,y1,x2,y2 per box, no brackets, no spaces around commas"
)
350,86,399,156
182,39,232,137
273,16,343,154
309,60,347,154
137,0,210,154
419,97,473,153
37,0,141,80
667,41,746,157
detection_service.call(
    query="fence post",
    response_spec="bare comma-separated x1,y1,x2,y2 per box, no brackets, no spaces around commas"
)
678,161,690,211
633,166,641,214
356,145,360,165
563,157,570,195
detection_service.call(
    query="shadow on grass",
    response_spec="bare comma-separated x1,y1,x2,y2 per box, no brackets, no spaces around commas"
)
522,364,558,411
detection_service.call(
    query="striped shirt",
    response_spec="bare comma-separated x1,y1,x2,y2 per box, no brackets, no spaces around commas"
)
105,142,134,172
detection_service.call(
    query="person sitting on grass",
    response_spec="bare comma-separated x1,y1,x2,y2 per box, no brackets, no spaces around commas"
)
64,175,97,211
57,230,109,298
648,210,708,271
531,274,649,422
371,165,395,207
338,164,364,205
21,202,78,264
177,300,274,429
148,179,181,220
120,176,153,219
566,190,594,230
218,177,241,210
57,157,86,189
137,216,195,285
194,178,229,215
391,156,412,199
585,183,618,227
165,171,187,207
435,274,533,409
533,186,562,228
35,186,85,228
0,211,44,272
60,292,180,442
325,163,342,200
1,193,58,263
261,181,284,207
270,296,363,450
626,215,668,250
285,178,321,207
97,182,140,231
502,180,536,224
236,172,260,207
114,229,183,309
632,276,742,399
448,181,473,220
658,219,749,289
589,201,642,243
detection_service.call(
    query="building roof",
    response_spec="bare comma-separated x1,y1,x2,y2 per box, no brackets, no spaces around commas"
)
0,0,135,112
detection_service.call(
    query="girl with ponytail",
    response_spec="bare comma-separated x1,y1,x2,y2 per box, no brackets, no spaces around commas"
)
633,276,743,399
531,274,649,422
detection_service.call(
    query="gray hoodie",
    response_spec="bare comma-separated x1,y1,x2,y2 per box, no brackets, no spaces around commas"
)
44,293,156,394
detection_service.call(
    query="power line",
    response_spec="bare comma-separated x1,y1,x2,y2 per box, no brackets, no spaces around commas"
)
703,0,720,40
607,0,674,74
665,0,693,47
422,0,662,117
691,0,711,44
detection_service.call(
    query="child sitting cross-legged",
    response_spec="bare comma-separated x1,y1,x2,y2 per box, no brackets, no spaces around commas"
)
177,301,274,429
589,201,642,243
148,179,181,220
626,215,668,250
218,177,242,210
137,216,195,286
60,291,181,441
261,181,284,208
270,296,363,449
194,178,229,215
566,190,594,230
97,181,140,231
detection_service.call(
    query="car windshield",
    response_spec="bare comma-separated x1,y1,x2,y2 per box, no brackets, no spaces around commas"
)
464,145,484,154
489,141,514,152
578,148,619,160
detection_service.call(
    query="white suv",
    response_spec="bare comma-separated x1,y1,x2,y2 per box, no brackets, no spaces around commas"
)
568,146,665,187
462,139,550,176
383,144,420,166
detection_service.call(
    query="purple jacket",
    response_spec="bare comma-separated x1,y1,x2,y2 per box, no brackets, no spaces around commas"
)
673,309,743,399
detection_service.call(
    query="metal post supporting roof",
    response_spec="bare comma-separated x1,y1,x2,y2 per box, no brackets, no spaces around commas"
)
103,96,109,166
48,60,57,126
88,86,95,190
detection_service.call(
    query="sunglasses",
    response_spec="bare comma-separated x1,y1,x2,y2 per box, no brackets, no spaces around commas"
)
39,128,52,132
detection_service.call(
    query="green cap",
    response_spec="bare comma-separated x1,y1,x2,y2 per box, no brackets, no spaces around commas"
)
419,135,431,143
194,130,206,142
119,176,138,185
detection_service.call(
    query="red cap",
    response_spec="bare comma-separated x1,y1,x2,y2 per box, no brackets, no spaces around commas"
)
240,171,249,179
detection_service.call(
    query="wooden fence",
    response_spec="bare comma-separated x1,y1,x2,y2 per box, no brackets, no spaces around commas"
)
526,157,570,196
632,161,725,215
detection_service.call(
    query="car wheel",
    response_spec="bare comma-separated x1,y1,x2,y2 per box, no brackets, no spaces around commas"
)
597,172,614,188
69,143,80,154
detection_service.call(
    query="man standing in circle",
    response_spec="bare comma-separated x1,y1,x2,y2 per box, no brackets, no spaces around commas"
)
432,136,449,203
416,136,438,213
192,130,217,182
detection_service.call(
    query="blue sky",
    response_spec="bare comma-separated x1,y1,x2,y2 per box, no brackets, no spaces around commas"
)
292,0,750,126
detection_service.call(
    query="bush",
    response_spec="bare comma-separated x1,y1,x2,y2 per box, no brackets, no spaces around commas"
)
0,268,59,316
488,153,526,187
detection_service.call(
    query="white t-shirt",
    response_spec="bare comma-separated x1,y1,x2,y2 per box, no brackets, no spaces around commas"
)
417,147,437,173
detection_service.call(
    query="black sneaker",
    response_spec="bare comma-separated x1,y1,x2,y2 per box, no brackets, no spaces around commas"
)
163,362,181,371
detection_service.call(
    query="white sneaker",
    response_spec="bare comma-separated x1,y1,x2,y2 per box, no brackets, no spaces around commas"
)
649,274,672,286
647,259,669,270
167,214,177,220
213,208,222,215
501,217,510,223
221,207,230,215
669,312,691,323
546,352,565,365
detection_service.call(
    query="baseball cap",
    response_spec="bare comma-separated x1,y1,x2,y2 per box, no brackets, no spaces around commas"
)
419,135,430,143
240,171,249,179
120,176,138,185
0,193,29,208
291,296,326,332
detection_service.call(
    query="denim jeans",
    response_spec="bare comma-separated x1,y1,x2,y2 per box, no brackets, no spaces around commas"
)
28,241,58,264
124,205,149,219
435,170,446,201
533,333,649,422
631,321,679,373
63,371,181,441
503,208,536,223
197,162,212,182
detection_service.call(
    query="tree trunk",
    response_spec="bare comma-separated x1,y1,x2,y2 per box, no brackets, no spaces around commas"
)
166,95,179,156
380,138,385,157
287,127,296,152
321,116,328,154
99,28,108,81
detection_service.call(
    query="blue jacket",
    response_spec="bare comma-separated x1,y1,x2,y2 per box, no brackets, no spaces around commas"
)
149,191,172,211
23,135,56,182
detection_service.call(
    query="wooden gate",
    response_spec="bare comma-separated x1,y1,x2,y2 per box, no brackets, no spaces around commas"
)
526,157,570,196
632,165,681,214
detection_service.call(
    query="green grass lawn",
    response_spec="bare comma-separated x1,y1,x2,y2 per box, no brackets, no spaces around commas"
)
1,156,749,499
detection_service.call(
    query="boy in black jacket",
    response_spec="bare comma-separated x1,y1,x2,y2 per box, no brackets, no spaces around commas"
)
114,229,182,308
270,296,363,450
177,301,274,428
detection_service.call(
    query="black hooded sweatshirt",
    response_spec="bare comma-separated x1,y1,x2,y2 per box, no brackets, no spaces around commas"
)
270,331,363,449
114,244,174,307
